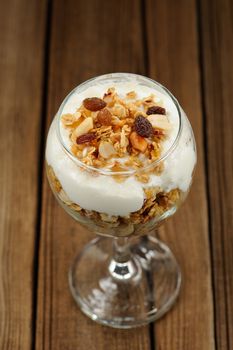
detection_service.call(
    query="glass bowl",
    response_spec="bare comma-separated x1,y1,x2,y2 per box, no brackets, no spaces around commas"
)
45,73,196,328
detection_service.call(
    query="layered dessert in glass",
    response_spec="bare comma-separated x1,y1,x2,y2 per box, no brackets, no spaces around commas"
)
45,73,197,328
46,73,196,238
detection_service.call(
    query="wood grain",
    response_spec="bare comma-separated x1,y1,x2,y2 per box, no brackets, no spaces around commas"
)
145,0,215,348
36,1,151,349
0,0,231,348
0,0,47,349
200,0,233,348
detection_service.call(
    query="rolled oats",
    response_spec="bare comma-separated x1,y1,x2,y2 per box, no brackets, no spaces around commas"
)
48,164,181,236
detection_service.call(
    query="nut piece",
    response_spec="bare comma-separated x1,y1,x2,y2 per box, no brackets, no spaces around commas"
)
129,131,147,152
147,106,166,115
71,117,93,141
103,88,116,106
147,114,171,131
134,115,153,138
76,133,96,144
99,141,116,159
97,108,112,125
83,97,106,111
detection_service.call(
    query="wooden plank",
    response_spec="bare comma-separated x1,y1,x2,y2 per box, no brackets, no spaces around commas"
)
200,0,233,348
145,0,216,348
36,1,151,349
0,0,47,349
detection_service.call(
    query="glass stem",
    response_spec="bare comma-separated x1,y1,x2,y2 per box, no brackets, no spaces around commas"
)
113,237,131,263
108,237,139,281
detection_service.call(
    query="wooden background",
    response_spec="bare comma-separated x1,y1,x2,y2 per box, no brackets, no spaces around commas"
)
0,0,232,349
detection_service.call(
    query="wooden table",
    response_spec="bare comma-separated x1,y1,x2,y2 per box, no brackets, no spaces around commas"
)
0,0,232,349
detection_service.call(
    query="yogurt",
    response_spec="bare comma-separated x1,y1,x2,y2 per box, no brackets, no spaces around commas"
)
46,74,196,216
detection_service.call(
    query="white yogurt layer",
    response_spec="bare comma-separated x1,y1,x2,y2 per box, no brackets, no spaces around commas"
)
46,77,196,216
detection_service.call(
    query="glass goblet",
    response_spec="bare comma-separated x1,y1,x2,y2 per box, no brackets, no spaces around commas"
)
45,73,196,328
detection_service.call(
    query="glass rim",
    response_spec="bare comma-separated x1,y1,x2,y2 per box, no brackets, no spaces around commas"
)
56,72,183,176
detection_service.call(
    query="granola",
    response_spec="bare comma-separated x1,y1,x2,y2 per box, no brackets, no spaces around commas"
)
47,164,182,237
61,87,172,183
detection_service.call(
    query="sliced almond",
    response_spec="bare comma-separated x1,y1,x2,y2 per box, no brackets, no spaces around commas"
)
103,87,116,107
129,131,148,153
99,141,116,159
71,117,93,142
147,114,172,131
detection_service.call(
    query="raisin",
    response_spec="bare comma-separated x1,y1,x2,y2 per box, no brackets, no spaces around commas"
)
83,97,106,111
97,108,112,125
156,193,169,207
76,133,96,144
134,115,153,138
146,106,166,115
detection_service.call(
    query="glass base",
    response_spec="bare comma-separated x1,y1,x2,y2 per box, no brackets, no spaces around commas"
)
69,235,181,328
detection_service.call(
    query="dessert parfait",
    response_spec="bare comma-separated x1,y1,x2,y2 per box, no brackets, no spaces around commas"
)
46,73,197,328
46,73,196,237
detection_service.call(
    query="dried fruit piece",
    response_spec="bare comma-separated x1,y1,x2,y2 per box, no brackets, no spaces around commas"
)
83,97,106,111
99,141,116,159
156,193,169,207
134,115,153,137
76,133,96,144
129,131,147,152
71,117,93,141
146,106,166,115
97,108,112,125
147,114,171,131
